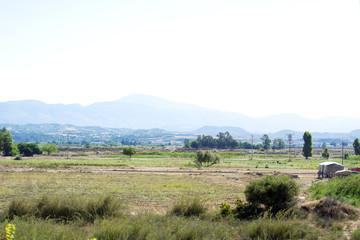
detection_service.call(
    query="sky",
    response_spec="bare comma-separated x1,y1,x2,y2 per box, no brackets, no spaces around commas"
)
1,0,360,118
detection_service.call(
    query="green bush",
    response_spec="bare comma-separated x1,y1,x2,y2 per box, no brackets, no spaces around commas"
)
220,199,263,220
322,147,330,159
17,142,42,156
245,175,299,213
123,147,136,158
169,197,206,217
219,202,232,216
193,150,220,167
233,199,263,220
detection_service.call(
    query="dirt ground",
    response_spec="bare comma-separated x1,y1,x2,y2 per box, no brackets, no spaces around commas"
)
0,164,318,177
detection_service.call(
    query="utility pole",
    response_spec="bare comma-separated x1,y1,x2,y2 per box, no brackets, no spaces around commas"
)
67,134,70,159
286,133,293,161
342,142,344,165
251,135,254,160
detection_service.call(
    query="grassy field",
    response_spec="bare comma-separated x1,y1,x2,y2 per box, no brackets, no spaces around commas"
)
1,149,360,239
0,169,348,240
1,152,360,169
0,171,245,214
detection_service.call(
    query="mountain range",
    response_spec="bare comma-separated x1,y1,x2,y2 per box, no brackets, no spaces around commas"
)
1,94,360,133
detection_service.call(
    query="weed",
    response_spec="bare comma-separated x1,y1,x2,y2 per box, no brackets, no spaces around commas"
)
169,197,206,217
246,215,318,240
2,194,123,223
352,228,360,240
309,174,360,207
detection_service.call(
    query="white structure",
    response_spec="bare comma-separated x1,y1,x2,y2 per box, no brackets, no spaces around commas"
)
318,162,344,178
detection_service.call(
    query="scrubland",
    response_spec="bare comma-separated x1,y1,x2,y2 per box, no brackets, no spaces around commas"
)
1,148,360,239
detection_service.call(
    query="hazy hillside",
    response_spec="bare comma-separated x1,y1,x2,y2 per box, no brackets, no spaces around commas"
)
0,123,358,147
1,94,360,133
193,126,251,137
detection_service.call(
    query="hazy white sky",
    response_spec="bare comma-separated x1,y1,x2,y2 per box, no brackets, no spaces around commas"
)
1,0,359,118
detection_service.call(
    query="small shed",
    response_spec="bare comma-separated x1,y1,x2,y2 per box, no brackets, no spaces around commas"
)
318,162,344,178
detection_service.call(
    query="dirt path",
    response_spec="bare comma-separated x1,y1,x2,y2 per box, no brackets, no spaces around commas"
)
0,165,318,177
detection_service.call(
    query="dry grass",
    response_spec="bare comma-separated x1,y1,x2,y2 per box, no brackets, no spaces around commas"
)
301,197,359,219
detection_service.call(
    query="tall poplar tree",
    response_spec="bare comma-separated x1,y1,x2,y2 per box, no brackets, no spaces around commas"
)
302,131,313,159
353,138,360,156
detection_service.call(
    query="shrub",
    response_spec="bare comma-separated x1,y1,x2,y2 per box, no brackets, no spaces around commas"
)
2,194,123,222
17,142,42,156
322,147,330,159
169,197,206,217
193,150,220,167
123,147,136,158
13,155,22,160
245,175,299,213
41,143,58,155
219,202,232,216
233,199,263,220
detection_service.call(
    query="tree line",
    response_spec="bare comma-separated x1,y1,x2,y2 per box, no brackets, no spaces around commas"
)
0,128,58,157
184,132,286,150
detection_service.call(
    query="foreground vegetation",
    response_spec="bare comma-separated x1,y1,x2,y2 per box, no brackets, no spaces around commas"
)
2,145,360,238
1,211,324,240
0,175,354,240
310,174,360,207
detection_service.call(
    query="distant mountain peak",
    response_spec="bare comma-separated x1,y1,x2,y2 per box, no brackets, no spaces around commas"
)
1,95,360,132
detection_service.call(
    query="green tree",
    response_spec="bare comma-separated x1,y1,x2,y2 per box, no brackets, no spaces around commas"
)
239,141,254,149
0,128,15,156
42,143,58,155
123,147,136,158
217,132,238,149
272,138,285,150
197,135,217,148
81,140,91,148
261,134,271,150
18,142,42,156
193,150,220,167
190,140,199,149
322,147,330,159
302,131,313,159
184,139,190,149
353,138,360,156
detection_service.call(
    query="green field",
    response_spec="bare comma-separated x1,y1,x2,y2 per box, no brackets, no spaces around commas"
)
1,151,360,169
1,150,360,239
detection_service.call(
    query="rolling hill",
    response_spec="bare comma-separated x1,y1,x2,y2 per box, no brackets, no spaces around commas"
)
1,94,360,133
